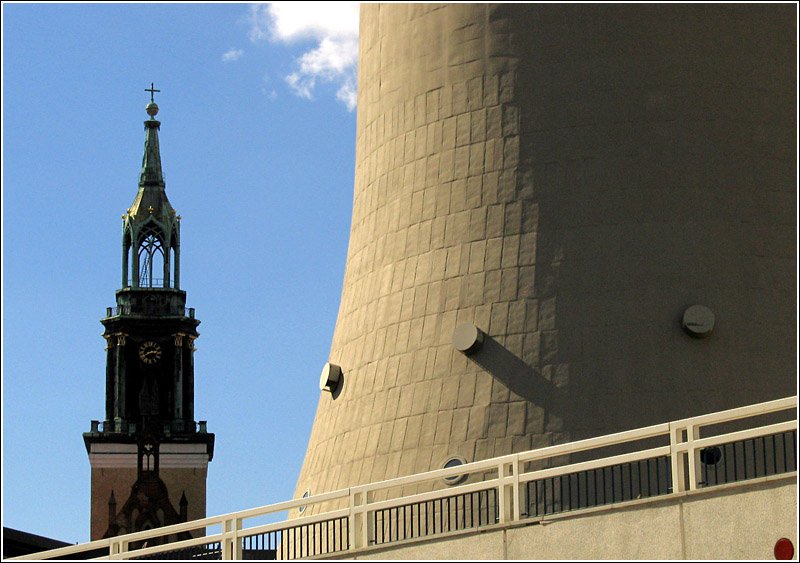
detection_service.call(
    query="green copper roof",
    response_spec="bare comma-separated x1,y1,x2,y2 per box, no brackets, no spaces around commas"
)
139,119,164,186
124,104,177,228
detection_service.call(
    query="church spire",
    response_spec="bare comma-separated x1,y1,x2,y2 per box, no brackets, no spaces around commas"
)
121,84,180,290
139,103,164,186
140,83,163,185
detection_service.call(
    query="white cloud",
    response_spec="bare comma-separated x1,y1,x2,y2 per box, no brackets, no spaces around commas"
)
222,48,245,62
248,2,360,111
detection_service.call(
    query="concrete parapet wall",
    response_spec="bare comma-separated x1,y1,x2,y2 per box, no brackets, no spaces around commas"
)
329,476,796,560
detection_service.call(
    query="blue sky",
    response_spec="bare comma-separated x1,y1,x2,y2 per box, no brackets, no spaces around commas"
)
2,2,359,543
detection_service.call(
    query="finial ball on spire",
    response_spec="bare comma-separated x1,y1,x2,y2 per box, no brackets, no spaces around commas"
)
144,82,161,118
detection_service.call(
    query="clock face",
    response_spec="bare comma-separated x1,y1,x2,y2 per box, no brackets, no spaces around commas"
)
139,341,162,364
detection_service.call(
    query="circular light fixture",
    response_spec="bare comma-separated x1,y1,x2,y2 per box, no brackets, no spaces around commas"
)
774,538,794,560
319,362,342,393
453,323,485,355
681,305,715,338
442,455,468,485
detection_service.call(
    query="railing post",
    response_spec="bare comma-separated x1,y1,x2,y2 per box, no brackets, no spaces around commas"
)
221,517,242,560
669,422,686,493
498,459,514,524
685,423,701,491
109,538,123,560
349,488,366,550
512,454,522,521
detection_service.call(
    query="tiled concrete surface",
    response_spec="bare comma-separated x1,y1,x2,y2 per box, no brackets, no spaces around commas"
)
294,4,796,505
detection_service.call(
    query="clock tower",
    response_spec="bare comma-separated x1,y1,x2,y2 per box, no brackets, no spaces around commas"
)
83,88,215,542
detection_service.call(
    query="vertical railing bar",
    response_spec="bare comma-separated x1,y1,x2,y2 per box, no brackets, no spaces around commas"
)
722,442,730,483
417,500,421,538
462,492,466,530
543,478,548,515
448,495,452,532
448,494,453,531
780,432,787,474
564,473,572,512
601,467,606,505
470,491,475,526
593,468,598,506
447,497,455,532
609,465,617,504
651,458,657,497
491,489,500,524
636,461,643,499
653,458,659,495
623,463,630,501
772,433,778,474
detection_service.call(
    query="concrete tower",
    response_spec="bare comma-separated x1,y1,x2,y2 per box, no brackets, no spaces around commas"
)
295,4,795,504
83,90,214,541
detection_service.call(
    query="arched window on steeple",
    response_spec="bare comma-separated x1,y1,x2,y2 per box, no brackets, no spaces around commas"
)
138,231,165,288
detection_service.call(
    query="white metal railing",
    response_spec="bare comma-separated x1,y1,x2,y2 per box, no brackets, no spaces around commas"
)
12,396,796,561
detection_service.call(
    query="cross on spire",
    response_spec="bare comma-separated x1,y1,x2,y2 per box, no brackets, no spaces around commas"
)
145,82,160,103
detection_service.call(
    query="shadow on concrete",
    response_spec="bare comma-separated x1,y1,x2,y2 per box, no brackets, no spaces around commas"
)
465,333,566,411
331,373,345,400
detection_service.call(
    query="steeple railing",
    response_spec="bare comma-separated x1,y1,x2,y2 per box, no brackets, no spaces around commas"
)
105,306,195,319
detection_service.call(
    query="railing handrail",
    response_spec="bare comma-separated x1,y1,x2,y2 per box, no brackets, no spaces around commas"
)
12,395,796,561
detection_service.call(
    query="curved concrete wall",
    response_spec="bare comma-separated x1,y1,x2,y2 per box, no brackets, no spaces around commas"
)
295,4,795,501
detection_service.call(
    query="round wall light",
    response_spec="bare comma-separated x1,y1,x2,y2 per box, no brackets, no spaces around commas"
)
441,455,468,485
681,305,715,338
319,362,342,393
700,446,722,466
453,323,485,355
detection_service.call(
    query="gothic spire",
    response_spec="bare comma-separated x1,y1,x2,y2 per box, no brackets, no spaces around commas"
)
139,103,164,186
121,85,181,290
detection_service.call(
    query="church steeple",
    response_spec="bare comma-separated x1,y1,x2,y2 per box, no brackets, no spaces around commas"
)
121,87,180,290
84,87,214,541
